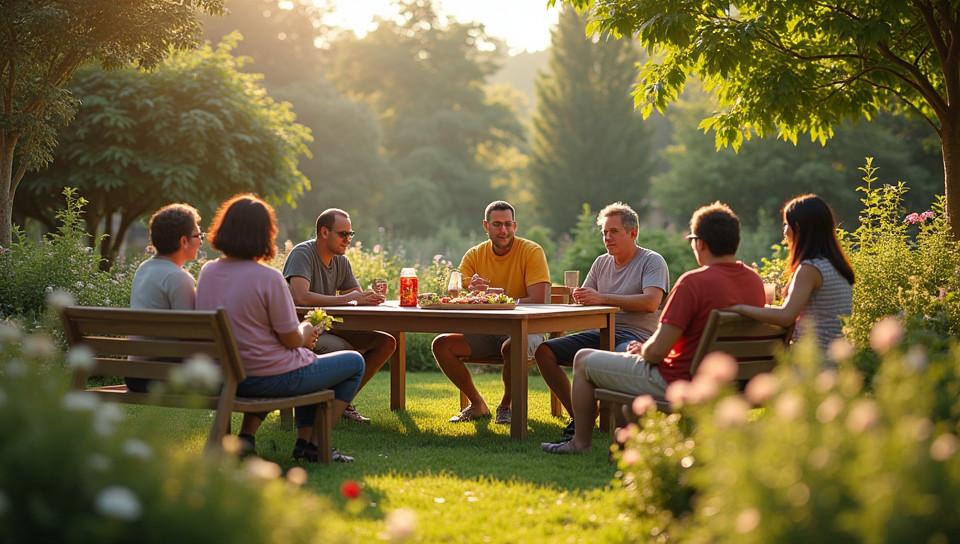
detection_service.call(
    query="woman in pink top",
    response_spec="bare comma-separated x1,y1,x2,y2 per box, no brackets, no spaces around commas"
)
196,194,364,463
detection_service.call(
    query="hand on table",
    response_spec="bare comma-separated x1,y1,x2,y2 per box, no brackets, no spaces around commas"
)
468,274,490,291
572,286,601,305
354,289,386,306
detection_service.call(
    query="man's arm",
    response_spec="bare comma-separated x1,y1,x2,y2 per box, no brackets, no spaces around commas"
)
288,276,366,306
573,285,664,311
639,322,683,365
519,281,550,304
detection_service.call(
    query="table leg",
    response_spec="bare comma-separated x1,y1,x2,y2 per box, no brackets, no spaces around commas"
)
599,313,614,351
509,320,529,440
390,331,406,411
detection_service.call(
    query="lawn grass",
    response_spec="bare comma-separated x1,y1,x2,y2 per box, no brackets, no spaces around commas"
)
124,370,629,542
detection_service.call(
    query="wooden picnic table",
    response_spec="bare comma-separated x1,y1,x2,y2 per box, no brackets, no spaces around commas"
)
298,301,618,440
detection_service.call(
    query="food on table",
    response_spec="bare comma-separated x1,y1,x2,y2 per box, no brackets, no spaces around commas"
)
433,290,514,305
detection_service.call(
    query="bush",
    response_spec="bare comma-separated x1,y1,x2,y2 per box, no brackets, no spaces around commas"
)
0,189,138,330
0,322,350,544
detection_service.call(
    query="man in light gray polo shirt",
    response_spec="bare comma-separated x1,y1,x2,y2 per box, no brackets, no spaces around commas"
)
534,202,669,438
283,208,396,423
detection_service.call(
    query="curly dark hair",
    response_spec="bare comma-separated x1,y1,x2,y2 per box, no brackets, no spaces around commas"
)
148,203,201,255
208,194,278,261
689,201,741,256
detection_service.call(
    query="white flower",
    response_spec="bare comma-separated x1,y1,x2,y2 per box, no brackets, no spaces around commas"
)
869,316,903,354
66,345,96,372
46,288,76,310
169,354,222,392
930,434,959,462
94,486,142,521
383,508,417,541
735,507,761,534
846,399,881,434
62,391,100,412
93,403,124,436
23,333,55,360
0,322,22,344
122,439,153,461
713,396,750,428
286,467,308,486
744,373,779,405
243,457,282,480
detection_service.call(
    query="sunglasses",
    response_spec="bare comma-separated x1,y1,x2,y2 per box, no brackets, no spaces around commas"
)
333,230,356,239
191,232,205,241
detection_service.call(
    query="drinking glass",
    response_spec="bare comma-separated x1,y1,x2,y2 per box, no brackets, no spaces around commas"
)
372,278,388,297
564,270,579,303
763,282,776,306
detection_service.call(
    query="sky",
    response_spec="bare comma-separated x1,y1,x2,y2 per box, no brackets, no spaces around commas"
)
322,0,562,53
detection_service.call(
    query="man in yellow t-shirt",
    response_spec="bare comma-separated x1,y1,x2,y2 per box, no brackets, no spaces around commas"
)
432,200,551,425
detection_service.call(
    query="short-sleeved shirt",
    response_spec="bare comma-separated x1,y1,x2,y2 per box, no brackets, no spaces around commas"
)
196,259,316,377
282,240,360,296
657,262,765,383
130,256,196,310
796,257,853,351
458,237,550,300
582,247,670,340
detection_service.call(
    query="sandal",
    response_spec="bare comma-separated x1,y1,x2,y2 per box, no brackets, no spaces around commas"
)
292,439,355,463
541,439,591,455
449,404,491,423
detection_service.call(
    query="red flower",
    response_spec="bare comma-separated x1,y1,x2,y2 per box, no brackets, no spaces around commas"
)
340,480,361,499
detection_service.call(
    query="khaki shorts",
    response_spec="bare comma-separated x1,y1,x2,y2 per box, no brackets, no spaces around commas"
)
579,350,668,398
463,333,545,360
314,330,388,354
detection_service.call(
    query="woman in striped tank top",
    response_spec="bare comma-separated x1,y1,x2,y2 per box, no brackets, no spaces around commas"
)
728,194,854,352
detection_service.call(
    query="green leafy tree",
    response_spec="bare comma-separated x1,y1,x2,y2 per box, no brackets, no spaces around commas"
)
329,0,525,236
557,0,960,236
0,0,225,249
654,81,944,233
15,35,311,264
530,7,655,236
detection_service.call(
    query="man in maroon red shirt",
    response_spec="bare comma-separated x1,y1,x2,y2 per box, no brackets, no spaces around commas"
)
542,202,765,454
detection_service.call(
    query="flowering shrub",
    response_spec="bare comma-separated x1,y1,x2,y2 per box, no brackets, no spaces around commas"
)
839,159,960,382
0,322,351,544
0,189,137,330
615,328,960,543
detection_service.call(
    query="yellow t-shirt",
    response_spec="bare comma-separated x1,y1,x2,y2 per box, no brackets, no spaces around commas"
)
459,237,551,301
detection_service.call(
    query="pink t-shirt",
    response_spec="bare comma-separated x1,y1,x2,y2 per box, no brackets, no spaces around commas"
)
196,259,315,377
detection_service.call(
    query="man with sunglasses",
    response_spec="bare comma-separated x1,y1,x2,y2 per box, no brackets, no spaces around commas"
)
432,200,551,425
283,208,396,423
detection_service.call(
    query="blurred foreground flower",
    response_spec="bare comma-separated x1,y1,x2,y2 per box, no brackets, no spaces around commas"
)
95,486,142,521
870,316,903,354
341,480,361,499
169,354,222,392
382,508,417,542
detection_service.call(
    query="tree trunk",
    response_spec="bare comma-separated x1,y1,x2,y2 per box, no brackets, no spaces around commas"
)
0,135,17,249
941,121,960,240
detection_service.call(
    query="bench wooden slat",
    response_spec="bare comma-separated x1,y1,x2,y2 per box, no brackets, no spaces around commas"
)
59,306,335,463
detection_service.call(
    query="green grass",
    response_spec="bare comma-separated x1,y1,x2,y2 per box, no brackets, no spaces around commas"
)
123,370,629,542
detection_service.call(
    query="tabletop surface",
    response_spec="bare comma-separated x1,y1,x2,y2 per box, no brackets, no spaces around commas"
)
298,301,619,319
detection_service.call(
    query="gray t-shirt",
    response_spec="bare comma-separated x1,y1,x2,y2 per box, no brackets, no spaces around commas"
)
282,239,359,295
130,256,196,310
582,247,670,341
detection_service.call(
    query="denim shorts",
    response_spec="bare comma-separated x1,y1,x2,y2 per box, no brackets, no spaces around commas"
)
464,333,546,360
541,329,643,365
237,351,365,428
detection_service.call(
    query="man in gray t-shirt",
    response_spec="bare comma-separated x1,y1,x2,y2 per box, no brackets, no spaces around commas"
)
282,208,396,423
534,202,669,429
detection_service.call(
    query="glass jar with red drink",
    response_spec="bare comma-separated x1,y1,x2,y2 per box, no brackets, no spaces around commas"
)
399,267,418,307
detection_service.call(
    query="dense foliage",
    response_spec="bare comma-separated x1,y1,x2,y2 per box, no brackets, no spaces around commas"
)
15,35,312,265
0,0,226,248
529,7,655,236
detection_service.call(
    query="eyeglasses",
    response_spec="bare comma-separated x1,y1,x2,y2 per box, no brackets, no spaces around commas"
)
334,230,355,239
191,232,205,241
488,221,516,230
685,234,699,249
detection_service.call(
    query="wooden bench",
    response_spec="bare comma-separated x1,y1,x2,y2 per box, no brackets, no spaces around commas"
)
59,306,336,463
459,285,571,418
595,310,795,434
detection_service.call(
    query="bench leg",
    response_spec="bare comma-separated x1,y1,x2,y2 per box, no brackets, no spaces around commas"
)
279,407,294,429
314,401,332,464
550,391,564,418
205,408,233,456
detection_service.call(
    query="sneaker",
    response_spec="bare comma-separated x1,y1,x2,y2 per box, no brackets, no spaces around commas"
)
237,433,256,458
449,404,491,423
292,438,355,463
561,419,575,439
341,404,371,423
494,405,511,425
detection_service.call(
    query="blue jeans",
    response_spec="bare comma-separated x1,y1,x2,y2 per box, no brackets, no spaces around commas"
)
237,351,365,428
